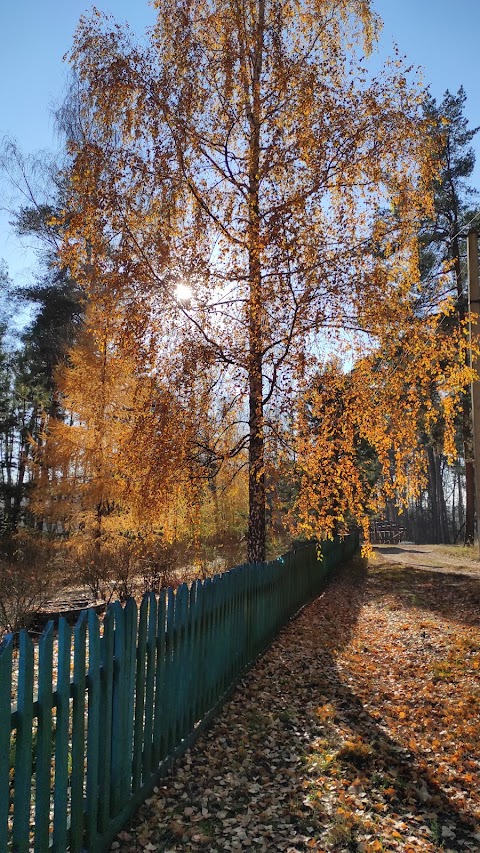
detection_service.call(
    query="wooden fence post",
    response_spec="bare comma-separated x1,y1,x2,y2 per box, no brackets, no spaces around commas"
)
0,635,13,852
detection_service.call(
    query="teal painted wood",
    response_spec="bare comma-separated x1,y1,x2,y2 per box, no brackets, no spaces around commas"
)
142,593,157,781
220,574,230,694
216,575,227,695
197,578,211,720
13,631,34,853
214,576,223,699
186,581,197,730
215,576,226,700
184,582,197,735
70,610,87,852
53,618,71,853
222,573,231,686
98,608,114,833
162,588,175,760
234,569,245,677
0,634,13,852
192,580,206,725
203,576,214,711
34,621,54,853
123,598,138,803
85,610,101,849
245,565,254,663
2,532,358,853
132,596,148,792
111,601,126,816
207,577,219,710
205,575,214,702
168,590,182,748
235,569,246,677
222,573,230,679
257,564,265,653
152,589,167,768
225,572,235,684
240,568,248,666
173,584,188,744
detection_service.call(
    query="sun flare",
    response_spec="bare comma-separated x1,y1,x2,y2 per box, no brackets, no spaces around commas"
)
174,282,192,301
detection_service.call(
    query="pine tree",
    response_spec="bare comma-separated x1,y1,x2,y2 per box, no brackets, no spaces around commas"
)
420,88,479,543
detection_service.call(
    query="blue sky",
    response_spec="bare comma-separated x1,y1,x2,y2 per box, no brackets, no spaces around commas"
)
1,0,479,287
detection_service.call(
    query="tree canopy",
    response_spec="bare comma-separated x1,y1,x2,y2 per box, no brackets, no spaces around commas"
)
41,0,469,561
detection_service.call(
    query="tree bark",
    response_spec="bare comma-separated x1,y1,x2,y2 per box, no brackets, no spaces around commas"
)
427,446,439,542
452,234,475,544
248,355,266,563
436,452,450,544
457,464,464,532
246,0,266,563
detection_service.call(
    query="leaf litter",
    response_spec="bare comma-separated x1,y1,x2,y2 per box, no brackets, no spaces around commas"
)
111,546,480,852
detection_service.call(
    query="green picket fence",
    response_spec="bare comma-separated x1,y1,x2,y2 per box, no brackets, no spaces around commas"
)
0,533,358,853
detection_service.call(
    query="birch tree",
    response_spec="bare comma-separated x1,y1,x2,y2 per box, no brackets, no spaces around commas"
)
60,0,437,561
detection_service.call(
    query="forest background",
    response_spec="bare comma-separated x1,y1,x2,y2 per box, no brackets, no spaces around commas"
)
0,0,479,632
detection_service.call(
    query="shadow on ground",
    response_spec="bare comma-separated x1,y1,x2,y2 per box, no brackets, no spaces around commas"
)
366,561,480,628
277,558,480,850
113,557,480,852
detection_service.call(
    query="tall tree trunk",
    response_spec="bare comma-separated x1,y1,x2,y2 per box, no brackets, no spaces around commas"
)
452,234,475,544
462,401,475,544
247,0,266,563
248,354,266,563
436,452,450,543
452,470,456,540
427,446,440,542
457,464,465,533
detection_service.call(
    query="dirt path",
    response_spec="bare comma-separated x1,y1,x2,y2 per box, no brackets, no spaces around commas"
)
374,543,480,577
112,547,480,853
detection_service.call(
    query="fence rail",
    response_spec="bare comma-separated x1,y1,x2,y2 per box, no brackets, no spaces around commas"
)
0,533,358,852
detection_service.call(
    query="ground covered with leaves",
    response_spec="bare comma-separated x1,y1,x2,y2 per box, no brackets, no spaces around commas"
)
112,546,480,852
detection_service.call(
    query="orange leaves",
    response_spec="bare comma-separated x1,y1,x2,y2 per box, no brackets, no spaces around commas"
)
366,840,384,852
59,0,453,563
383,786,396,799
299,550,480,850
290,290,473,545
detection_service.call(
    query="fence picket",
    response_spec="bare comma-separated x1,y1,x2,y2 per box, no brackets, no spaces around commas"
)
142,593,157,781
185,582,198,734
86,610,101,849
13,631,34,853
162,588,176,759
192,580,205,725
152,589,167,768
132,596,148,792
217,575,227,696
211,577,222,706
53,618,71,853
174,584,189,743
70,610,87,852
0,635,13,853
198,578,211,719
98,608,114,833
111,602,126,816
123,598,138,802
34,621,54,853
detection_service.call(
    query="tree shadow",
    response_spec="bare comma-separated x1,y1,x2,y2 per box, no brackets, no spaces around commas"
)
375,546,427,555
284,557,480,850
365,562,480,628
113,556,480,852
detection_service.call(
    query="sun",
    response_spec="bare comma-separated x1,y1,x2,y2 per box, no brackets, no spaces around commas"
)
174,282,193,301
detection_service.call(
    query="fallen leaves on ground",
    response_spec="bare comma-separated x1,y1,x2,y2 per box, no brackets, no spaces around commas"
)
111,546,480,852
